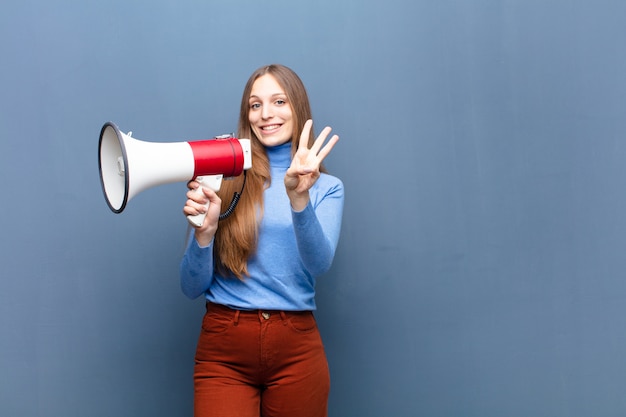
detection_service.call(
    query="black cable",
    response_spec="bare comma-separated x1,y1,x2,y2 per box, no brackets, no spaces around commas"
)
219,170,247,220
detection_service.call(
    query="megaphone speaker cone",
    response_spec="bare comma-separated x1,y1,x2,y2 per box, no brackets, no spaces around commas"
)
98,122,129,213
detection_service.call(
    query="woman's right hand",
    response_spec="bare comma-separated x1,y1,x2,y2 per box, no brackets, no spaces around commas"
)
183,180,222,246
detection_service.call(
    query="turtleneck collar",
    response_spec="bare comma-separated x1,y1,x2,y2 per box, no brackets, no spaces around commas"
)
266,142,293,168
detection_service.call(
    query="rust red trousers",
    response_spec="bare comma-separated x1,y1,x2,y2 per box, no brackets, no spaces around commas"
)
193,302,330,417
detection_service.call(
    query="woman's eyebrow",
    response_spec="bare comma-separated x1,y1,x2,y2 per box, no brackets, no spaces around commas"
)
249,93,287,101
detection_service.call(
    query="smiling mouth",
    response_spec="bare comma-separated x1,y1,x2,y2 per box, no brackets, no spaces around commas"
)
261,124,281,132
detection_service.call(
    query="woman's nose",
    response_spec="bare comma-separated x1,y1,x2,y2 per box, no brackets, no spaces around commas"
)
261,104,273,119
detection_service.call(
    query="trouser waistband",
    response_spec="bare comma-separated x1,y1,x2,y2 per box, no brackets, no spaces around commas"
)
206,302,311,324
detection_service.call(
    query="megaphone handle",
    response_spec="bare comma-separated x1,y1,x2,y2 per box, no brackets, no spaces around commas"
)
187,175,223,227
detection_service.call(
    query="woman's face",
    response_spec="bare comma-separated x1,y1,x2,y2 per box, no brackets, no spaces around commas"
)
248,74,293,147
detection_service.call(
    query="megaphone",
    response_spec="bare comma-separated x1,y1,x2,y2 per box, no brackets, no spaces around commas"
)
98,121,252,226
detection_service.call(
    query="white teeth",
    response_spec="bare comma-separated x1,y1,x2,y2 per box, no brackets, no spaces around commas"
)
262,125,280,131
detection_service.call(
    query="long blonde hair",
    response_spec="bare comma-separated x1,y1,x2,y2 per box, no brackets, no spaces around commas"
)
214,64,322,278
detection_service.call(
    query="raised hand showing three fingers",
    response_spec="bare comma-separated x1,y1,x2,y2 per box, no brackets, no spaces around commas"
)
285,119,339,210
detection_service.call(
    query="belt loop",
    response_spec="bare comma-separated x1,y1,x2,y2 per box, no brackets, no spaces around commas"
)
280,311,287,324
234,310,240,326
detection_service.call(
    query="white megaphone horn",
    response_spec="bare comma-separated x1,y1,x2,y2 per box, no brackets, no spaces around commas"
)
98,122,252,226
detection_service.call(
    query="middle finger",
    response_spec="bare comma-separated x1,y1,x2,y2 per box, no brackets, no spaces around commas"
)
311,126,333,155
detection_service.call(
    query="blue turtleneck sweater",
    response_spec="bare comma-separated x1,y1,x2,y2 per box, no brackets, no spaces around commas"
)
179,142,344,311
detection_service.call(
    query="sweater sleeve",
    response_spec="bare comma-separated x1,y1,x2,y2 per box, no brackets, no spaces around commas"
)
292,178,344,277
179,232,215,299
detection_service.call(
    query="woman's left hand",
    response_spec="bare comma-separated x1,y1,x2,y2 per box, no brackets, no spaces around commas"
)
285,119,339,210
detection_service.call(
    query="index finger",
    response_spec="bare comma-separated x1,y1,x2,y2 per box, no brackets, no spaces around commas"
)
299,119,313,149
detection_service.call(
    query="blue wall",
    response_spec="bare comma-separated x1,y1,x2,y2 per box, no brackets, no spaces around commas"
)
2,1,626,416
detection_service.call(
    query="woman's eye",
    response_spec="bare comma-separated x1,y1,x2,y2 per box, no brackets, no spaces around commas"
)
275,99,286,105
250,103,261,110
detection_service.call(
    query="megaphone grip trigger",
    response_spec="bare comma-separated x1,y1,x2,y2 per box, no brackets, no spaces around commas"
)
187,185,209,227
186,175,223,227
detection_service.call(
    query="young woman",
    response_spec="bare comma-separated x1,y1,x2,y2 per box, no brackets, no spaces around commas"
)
180,64,344,417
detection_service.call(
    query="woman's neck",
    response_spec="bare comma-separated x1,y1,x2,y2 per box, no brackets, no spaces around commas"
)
265,142,292,168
